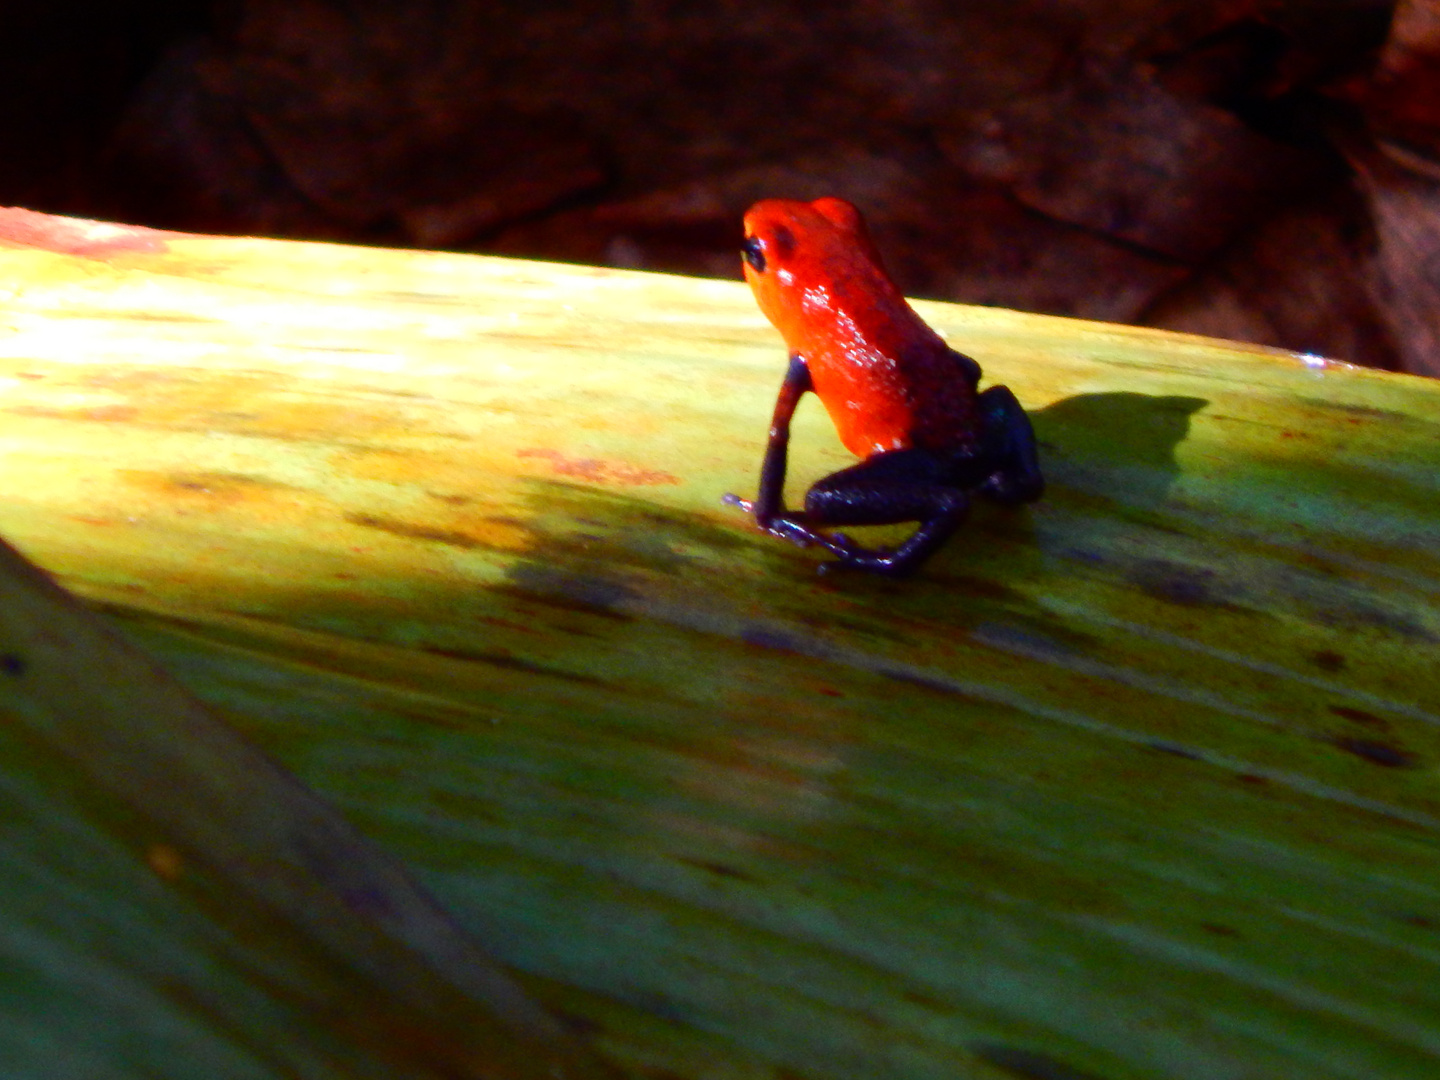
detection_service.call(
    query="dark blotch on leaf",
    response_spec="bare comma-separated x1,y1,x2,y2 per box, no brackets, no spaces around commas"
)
1,653,25,676
742,627,803,653
1329,704,1387,728
344,512,487,550
1129,559,1225,608
973,1043,1111,1080
1333,737,1417,769
1199,922,1240,937
420,645,604,687
1311,649,1346,672
676,857,757,883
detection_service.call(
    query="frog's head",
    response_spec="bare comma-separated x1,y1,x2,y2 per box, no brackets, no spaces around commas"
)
741,197,893,345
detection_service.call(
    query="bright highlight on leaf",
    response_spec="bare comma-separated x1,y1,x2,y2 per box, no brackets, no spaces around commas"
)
1,207,1439,1078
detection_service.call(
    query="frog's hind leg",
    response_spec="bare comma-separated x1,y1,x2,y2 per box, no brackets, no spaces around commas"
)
976,385,1044,505
802,449,970,577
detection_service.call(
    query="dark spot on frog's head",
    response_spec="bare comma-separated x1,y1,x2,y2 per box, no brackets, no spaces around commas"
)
1,653,25,677
1329,704,1387,729
972,1043,1110,1080
1332,737,1418,769
771,223,794,259
1310,649,1346,672
769,222,796,261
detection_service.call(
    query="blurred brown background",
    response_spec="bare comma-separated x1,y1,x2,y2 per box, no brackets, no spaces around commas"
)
6,0,1440,376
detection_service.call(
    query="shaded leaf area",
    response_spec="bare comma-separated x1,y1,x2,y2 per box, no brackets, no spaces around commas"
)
0,539,615,1080
2,224,1439,1076
13,0,1437,372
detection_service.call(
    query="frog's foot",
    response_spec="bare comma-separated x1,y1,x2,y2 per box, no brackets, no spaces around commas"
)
723,492,806,541
814,538,922,577
810,493,971,578
721,495,851,554
816,544,915,578
764,515,866,556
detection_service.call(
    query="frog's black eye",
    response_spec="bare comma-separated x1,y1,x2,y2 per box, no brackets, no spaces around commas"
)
741,236,766,273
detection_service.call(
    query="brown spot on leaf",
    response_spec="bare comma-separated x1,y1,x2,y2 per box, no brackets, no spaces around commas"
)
0,207,173,258
1329,704,1388,729
1310,649,1346,671
145,843,184,881
345,513,495,550
517,447,679,486
1199,922,1240,937
1,653,26,677
676,857,757,882
86,404,140,422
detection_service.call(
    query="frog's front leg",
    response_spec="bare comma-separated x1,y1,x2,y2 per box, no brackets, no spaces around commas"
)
723,352,845,552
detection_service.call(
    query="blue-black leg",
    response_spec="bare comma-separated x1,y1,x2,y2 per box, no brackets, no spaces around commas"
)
976,385,1044,505
751,352,810,526
802,448,971,577
723,353,849,552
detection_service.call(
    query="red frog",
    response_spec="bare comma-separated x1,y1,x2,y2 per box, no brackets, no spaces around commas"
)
724,197,1043,576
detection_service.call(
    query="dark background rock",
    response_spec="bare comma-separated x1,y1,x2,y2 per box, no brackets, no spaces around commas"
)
5,0,1440,376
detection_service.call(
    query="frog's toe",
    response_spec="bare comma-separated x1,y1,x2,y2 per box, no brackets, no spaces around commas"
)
722,492,755,514
768,518,820,548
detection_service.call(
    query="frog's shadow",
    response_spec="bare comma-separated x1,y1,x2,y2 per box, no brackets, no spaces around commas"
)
1026,390,1209,508
911,390,1208,584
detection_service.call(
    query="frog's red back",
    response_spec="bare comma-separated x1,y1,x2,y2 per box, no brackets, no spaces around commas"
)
742,198,980,460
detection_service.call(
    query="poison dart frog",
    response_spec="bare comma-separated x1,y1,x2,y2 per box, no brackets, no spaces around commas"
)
723,197,1043,576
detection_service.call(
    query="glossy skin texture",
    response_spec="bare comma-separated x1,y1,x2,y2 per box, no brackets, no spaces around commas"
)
725,197,1043,576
